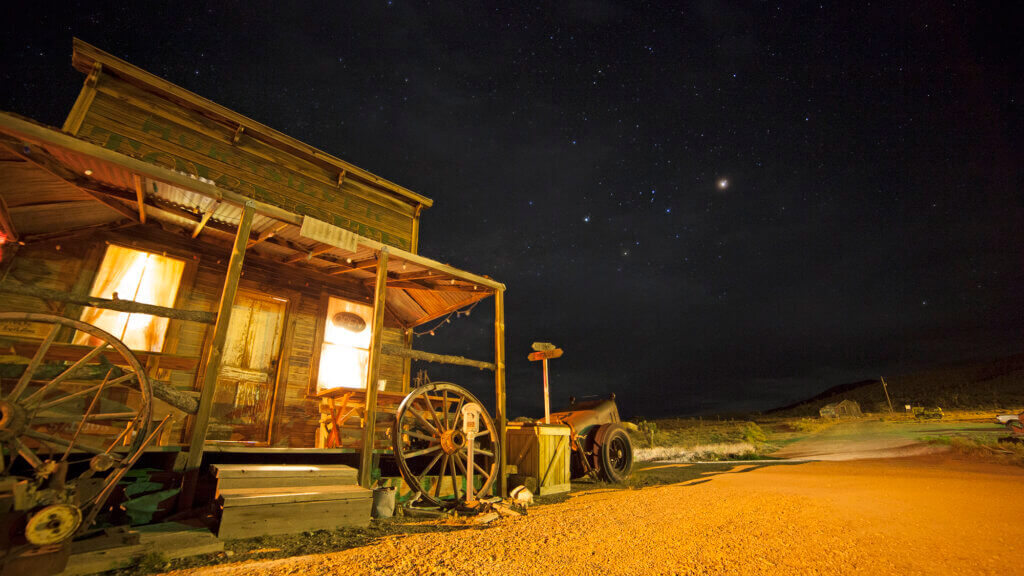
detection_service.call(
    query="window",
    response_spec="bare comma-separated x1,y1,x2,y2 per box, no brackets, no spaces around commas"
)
317,297,373,392
75,245,185,352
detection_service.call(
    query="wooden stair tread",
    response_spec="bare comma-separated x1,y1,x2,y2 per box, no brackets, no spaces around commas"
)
211,464,358,478
220,485,371,507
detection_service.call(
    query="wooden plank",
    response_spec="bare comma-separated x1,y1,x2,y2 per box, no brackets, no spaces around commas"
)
62,62,102,136
358,247,388,488
191,201,219,238
220,485,370,507
81,87,417,247
494,289,507,497
180,201,254,505
212,463,357,478
247,221,288,248
0,282,215,324
132,173,146,223
216,497,371,540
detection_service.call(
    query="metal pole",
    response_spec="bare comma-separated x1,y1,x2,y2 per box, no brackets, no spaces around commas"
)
881,377,894,414
542,358,550,424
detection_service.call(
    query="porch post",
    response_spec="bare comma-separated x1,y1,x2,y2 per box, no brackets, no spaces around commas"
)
494,288,507,497
358,247,389,488
179,200,254,510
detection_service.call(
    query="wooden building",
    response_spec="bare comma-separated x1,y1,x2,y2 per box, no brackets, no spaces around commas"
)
0,40,508,499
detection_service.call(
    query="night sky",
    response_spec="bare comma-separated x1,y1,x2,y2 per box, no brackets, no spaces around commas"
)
1,2,1020,418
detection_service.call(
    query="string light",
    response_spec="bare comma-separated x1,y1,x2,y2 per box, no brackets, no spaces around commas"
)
413,301,481,337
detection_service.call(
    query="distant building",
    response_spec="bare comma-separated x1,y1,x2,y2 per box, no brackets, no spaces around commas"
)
819,399,863,419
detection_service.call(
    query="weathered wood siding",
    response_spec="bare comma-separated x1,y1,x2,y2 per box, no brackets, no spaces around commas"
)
1,228,410,448
68,72,418,251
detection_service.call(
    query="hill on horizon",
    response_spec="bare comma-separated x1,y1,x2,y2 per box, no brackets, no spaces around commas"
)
766,353,1024,417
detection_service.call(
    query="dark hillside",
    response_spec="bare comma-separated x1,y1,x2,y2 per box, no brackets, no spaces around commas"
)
768,354,1024,417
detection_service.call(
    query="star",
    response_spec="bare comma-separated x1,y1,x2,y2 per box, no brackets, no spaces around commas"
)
717,178,729,190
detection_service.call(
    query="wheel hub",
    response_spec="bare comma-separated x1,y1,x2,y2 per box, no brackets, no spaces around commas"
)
439,429,466,454
25,504,82,545
0,399,28,442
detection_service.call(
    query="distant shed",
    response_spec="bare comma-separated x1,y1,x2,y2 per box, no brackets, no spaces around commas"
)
819,399,863,419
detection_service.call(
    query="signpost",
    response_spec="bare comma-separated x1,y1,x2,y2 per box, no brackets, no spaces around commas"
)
528,343,563,424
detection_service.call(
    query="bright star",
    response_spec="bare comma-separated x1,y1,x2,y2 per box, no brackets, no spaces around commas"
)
717,178,729,190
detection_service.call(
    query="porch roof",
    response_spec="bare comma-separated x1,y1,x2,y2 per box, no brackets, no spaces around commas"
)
0,111,502,329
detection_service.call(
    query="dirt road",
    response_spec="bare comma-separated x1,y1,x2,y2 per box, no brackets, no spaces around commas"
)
165,426,1024,576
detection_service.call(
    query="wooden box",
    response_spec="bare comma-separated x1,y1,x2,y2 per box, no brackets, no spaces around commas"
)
505,422,571,495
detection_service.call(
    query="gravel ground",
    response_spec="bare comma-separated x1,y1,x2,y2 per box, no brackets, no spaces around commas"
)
161,452,1024,576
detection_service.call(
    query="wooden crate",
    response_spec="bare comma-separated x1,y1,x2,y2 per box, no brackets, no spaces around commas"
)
505,423,571,495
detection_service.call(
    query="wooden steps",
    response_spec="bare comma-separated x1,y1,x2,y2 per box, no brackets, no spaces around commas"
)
212,464,371,540
211,463,358,492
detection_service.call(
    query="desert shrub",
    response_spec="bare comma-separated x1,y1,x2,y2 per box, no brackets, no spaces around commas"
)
742,422,767,445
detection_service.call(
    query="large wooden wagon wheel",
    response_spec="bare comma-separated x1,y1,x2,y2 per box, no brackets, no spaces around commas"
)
392,382,499,508
0,312,153,531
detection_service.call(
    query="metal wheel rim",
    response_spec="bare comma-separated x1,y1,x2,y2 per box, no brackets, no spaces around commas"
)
607,434,631,475
392,382,498,507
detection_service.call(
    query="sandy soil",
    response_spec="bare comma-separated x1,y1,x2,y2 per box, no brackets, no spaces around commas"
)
162,450,1024,576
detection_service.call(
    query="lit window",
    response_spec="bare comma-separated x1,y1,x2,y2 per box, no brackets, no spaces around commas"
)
75,245,185,352
317,297,372,391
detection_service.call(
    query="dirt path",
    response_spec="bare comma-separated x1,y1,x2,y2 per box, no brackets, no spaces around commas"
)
771,420,1006,461
164,452,1024,576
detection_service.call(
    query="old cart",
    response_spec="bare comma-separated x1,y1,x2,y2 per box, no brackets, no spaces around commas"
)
0,40,512,572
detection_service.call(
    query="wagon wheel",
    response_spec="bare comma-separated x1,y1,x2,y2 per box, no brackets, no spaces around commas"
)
392,382,499,508
0,312,153,519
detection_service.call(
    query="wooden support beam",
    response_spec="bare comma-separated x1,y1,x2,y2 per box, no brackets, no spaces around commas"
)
283,243,334,264
358,247,389,488
132,173,147,223
191,201,220,238
0,196,18,242
247,222,288,248
0,282,216,324
329,257,378,276
380,343,494,371
494,288,507,498
381,280,486,293
180,201,255,509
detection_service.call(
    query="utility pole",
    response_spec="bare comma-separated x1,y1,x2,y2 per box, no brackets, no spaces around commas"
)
881,377,894,414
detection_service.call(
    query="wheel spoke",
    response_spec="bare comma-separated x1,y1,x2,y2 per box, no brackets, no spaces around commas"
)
449,455,461,501
11,437,45,469
23,343,110,405
407,407,438,436
433,455,449,497
472,446,494,458
402,429,437,443
7,324,59,401
419,396,445,432
451,396,466,431
403,443,442,459
36,373,138,411
471,459,489,478
24,429,108,456
415,450,445,487
33,412,138,424
441,390,449,429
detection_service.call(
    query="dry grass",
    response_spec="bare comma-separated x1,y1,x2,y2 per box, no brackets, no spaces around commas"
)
635,442,758,462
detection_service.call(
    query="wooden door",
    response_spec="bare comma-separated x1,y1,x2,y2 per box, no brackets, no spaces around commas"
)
207,290,288,445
